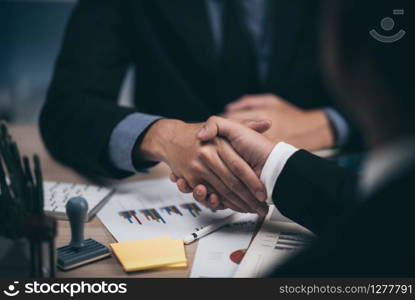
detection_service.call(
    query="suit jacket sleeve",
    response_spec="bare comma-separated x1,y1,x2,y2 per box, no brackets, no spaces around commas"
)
39,0,138,178
272,150,358,235
269,152,415,276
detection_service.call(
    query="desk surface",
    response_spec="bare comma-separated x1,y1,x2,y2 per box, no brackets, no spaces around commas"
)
10,125,197,278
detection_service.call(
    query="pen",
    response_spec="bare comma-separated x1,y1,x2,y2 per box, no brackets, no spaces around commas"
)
183,214,237,244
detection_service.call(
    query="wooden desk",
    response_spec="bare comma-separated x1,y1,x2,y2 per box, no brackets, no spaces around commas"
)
10,125,198,277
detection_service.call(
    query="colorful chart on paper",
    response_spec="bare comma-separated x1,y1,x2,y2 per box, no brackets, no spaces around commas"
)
98,178,233,242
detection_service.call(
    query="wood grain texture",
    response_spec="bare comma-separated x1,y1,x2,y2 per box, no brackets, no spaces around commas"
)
10,125,198,277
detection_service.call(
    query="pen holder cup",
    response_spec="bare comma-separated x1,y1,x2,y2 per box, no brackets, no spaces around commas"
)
0,215,57,277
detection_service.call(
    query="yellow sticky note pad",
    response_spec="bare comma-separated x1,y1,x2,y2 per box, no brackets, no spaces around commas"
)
158,262,187,270
110,237,187,272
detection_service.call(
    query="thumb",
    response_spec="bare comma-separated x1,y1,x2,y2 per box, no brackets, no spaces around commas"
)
197,116,241,142
197,117,271,141
243,119,271,133
197,124,217,141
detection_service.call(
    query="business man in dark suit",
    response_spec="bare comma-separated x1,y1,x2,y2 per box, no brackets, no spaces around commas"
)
175,0,414,275
40,0,359,214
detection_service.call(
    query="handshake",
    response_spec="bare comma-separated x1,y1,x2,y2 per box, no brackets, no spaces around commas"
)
136,116,275,217
136,94,334,216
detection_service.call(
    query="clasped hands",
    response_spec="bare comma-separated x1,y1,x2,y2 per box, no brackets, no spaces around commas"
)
137,94,334,216
169,116,275,216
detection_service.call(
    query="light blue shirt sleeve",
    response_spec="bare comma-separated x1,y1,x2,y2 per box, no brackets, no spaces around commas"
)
109,113,162,172
323,108,350,147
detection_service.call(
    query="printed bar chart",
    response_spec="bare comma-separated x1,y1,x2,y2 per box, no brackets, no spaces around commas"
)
161,205,183,216
180,203,202,217
98,178,234,242
118,210,142,225
141,208,166,224
118,202,214,226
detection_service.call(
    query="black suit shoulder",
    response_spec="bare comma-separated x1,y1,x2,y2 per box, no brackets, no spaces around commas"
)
39,0,135,178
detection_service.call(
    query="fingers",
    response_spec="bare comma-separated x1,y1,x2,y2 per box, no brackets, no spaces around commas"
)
193,184,207,200
198,116,244,142
171,173,194,194
217,143,268,215
242,119,271,134
192,184,210,208
170,173,179,182
225,95,276,112
205,187,246,213
173,176,226,211
198,116,270,143
208,193,226,210
173,163,263,214
171,173,192,193
200,146,266,215
206,148,265,214
176,178,193,193
174,178,227,211
198,116,270,142
176,164,247,213
201,169,254,213
172,161,266,213
193,185,224,210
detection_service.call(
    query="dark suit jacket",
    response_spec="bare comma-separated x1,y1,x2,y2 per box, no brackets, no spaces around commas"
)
270,150,415,276
39,0,358,178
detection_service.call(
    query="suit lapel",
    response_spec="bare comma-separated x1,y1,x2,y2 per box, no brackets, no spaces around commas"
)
265,0,311,90
152,0,217,75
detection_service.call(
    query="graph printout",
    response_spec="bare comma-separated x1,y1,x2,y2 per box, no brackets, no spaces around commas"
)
98,178,233,242
190,213,258,278
234,205,314,278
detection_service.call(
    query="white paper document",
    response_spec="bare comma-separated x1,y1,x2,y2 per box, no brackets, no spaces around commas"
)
190,213,258,278
97,178,233,242
234,205,314,278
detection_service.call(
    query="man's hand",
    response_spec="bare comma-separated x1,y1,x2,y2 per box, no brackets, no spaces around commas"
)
224,94,335,151
171,117,276,210
135,119,269,215
198,118,275,175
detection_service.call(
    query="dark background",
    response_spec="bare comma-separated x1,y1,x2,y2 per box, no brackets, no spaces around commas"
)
0,0,134,123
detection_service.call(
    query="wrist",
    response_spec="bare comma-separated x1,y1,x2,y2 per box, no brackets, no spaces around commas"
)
256,141,276,176
134,118,183,163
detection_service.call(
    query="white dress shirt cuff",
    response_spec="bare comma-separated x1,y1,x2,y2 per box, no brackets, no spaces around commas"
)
260,142,299,202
